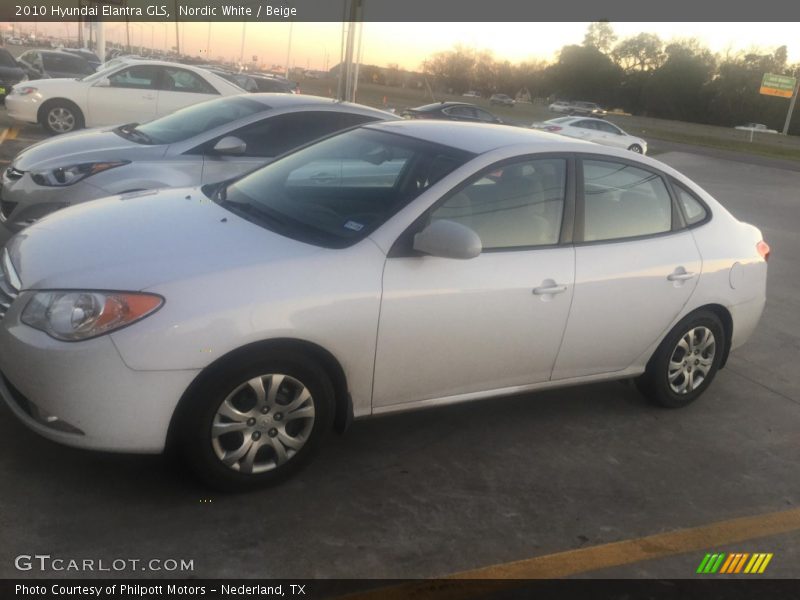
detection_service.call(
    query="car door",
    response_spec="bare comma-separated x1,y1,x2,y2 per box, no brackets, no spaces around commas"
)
157,66,220,117
551,156,702,380
200,111,379,184
373,156,575,408
567,119,602,143
87,64,161,126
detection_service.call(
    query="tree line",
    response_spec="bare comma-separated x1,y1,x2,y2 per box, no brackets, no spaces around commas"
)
418,22,800,133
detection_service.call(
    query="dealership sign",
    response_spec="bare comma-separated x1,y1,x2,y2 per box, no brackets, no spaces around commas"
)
760,73,797,98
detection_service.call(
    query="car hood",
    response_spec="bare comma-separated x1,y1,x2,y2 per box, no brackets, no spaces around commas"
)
7,187,323,291
13,127,165,170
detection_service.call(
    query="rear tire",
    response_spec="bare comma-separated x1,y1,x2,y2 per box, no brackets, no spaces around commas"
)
177,351,335,491
636,310,725,408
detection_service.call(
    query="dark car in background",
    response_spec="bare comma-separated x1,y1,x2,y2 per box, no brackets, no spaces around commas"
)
0,48,26,101
251,74,298,94
16,50,95,80
61,48,102,70
402,101,502,124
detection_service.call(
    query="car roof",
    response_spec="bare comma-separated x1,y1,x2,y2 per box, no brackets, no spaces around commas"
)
224,93,399,119
412,101,476,111
364,120,595,154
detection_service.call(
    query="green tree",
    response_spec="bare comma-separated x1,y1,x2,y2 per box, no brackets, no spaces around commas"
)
583,21,617,55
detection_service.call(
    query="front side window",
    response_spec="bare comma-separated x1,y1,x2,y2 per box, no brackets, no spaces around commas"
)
109,65,161,90
582,159,672,242
135,96,268,145
217,128,474,247
574,120,598,130
220,111,377,158
444,106,476,119
430,158,567,249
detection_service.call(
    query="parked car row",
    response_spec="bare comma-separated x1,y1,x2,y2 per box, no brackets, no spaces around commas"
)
402,101,503,124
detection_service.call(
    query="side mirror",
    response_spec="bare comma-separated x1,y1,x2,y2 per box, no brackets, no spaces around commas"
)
93,77,110,87
213,136,247,156
413,219,482,260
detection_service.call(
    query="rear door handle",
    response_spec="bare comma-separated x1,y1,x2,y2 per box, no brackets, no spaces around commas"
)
667,271,696,282
533,284,567,295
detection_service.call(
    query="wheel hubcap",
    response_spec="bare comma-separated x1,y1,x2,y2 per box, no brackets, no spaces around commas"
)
47,108,75,133
211,373,315,474
667,326,716,394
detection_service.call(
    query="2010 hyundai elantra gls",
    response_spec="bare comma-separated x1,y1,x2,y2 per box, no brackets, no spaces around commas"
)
0,121,768,490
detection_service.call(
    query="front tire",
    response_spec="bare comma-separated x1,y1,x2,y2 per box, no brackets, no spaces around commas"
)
637,310,725,408
40,100,84,135
178,352,334,491
628,144,643,153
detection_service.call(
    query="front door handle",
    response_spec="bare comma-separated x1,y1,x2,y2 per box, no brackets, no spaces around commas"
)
533,283,567,295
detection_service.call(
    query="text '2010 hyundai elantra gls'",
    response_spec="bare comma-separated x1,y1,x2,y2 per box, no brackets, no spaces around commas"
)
0,121,768,490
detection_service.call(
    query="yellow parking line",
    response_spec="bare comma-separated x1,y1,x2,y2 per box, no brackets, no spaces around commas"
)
340,507,800,599
4,126,18,141
0,127,8,146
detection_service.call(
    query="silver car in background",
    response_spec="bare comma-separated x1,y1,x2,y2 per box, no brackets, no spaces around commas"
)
0,94,398,231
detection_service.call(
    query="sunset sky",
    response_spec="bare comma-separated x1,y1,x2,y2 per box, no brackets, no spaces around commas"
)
6,22,799,71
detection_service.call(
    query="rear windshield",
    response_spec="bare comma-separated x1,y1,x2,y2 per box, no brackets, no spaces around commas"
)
134,96,269,144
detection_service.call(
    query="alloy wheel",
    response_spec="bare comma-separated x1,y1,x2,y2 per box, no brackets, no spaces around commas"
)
210,373,316,474
667,326,716,394
47,107,76,133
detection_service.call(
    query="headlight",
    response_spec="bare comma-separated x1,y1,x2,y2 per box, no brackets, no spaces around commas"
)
11,86,37,96
21,291,163,341
30,161,129,187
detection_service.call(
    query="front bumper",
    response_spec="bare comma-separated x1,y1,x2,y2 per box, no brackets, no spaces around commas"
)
0,295,200,453
0,170,108,232
4,93,40,125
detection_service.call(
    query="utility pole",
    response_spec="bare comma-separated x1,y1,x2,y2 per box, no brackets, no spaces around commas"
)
284,21,294,78
782,79,799,136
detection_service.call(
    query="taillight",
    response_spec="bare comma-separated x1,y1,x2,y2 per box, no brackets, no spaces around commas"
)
544,126,562,132
757,240,770,261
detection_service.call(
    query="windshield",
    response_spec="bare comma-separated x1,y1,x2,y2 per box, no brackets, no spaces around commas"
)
217,127,474,248
130,96,268,145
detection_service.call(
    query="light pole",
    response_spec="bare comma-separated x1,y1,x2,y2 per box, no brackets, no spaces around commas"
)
782,79,799,136
284,21,294,78
239,22,247,67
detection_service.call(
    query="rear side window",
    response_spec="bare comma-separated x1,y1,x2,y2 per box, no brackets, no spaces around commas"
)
431,158,567,249
673,181,708,226
582,159,672,242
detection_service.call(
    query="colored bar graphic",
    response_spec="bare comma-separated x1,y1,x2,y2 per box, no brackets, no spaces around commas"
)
696,554,712,574
758,554,773,573
702,552,774,575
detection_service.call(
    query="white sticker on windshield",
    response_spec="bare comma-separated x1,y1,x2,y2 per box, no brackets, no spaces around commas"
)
344,220,364,232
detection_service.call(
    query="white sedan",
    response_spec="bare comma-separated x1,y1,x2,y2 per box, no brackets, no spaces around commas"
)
5,59,244,135
0,121,767,490
533,116,648,154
